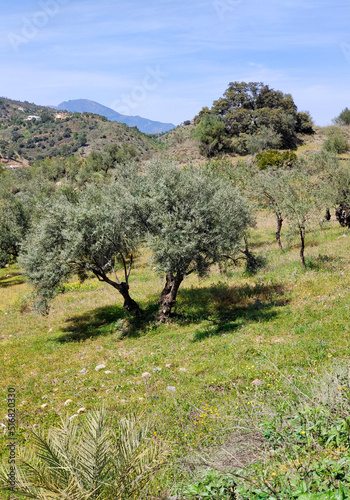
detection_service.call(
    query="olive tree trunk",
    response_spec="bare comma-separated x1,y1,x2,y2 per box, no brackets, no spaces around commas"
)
117,282,143,317
299,226,306,268
157,273,183,323
276,213,283,250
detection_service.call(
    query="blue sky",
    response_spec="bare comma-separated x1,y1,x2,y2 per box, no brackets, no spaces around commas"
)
1,0,349,125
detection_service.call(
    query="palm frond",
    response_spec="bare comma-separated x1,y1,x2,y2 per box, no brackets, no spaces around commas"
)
0,409,168,500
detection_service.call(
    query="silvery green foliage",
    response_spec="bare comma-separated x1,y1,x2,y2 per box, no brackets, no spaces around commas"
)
143,160,252,277
0,408,167,500
20,184,142,314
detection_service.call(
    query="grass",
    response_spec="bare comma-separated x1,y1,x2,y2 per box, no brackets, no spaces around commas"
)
1,214,350,497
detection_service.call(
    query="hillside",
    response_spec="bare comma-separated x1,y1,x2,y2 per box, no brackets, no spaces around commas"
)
0,97,161,167
2,212,350,497
55,99,176,134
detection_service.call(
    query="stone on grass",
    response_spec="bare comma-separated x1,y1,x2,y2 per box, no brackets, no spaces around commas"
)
95,364,106,372
64,399,73,406
153,367,161,372
251,379,264,387
41,403,48,409
104,371,113,375
167,386,176,393
142,372,151,379
165,364,172,368
77,407,86,414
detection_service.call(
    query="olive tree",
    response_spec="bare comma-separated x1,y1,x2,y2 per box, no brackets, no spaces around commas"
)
142,161,252,322
20,184,143,316
251,168,288,250
278,165,325,268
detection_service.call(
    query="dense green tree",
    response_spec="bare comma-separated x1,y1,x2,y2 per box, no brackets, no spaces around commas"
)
196,81,314,156
193,114,232,157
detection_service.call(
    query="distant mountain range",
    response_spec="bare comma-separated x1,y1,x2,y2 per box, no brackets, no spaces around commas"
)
53,99,175,134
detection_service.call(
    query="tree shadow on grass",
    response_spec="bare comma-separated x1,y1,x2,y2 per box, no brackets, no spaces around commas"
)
175,282,289,342
53,282,288,344
0,273,24,288
54,303,159,343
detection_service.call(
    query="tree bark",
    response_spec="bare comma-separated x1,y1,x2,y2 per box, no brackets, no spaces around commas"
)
299,226,306,268
118,282,143,317
92,268,142,317
157,273,183,323
276,214,283,250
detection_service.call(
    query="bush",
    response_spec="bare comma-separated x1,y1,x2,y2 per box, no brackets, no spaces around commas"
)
255,149,298,170
323,131,349,154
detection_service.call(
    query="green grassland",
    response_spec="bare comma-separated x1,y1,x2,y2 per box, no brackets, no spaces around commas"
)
2,212,350,496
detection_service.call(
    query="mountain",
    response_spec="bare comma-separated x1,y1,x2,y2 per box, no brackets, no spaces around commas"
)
55,99,175,134
0,97,160,167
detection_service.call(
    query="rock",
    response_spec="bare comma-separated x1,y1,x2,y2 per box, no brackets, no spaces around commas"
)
104,371,113,375
142,372,151,379
95,364,106,372
167,386,176,393
40,403,48,409
64,399,73,406
153,367,161,372
165,364,172,368
77,407,86,414
79,368,87,374
251,379,264,386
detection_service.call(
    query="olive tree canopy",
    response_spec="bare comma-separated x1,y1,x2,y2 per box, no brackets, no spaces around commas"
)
142,161,252,322
20,184,143,316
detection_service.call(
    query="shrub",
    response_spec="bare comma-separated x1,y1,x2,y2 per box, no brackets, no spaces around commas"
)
255,150,297,170
323,132,349,154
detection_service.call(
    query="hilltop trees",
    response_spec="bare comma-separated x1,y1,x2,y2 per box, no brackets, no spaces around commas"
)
195,81,314,156
333,107,350,126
